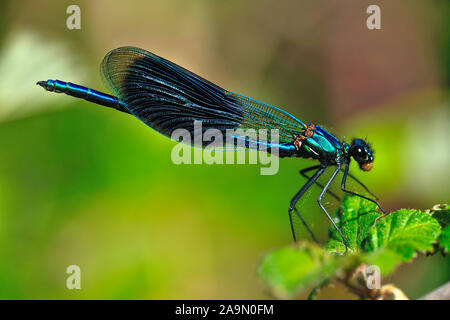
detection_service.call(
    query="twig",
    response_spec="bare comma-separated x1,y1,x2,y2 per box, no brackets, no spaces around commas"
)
419,281,450,300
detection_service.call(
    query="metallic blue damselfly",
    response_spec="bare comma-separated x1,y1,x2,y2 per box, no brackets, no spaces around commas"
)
37,46,385,250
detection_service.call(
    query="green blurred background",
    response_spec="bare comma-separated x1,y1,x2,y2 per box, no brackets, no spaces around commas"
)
0,0,448,299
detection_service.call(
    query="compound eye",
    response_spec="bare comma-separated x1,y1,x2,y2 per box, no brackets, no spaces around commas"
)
360,148,368,158
352,146,367,162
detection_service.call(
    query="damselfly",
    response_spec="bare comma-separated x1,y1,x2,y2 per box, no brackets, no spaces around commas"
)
37,46,384,250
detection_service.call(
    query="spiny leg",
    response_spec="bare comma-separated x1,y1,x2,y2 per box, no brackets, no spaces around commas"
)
339,166,378,200
289,166,327,243
341,163,386,215
293,207,318,244
300,165,341,202
317,164,349,251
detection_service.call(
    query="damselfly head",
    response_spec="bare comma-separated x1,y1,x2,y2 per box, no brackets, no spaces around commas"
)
349,139,374,171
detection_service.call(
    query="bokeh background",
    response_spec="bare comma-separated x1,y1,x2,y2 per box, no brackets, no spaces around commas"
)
0,0,448,299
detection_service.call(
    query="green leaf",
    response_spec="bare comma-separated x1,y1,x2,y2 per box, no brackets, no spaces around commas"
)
258,197,447,299
426,204,449,254
428,204,450,227
324,239,347,255
327,195,381,251
258,242,338,298
365,209,441,261
438,226,450,254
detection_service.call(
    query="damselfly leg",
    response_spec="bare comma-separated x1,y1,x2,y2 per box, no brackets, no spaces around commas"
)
302,165,379,202
288,166,327,244
340,167,378,200
341,163,386,215
300,165,341,202
317,164,349,251
293,163,386,251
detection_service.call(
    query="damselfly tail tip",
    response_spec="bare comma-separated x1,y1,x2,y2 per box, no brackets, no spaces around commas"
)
36,81,47,89
37,80,55,92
